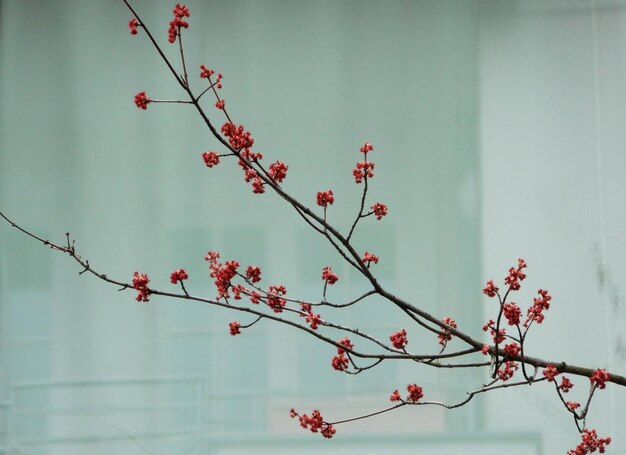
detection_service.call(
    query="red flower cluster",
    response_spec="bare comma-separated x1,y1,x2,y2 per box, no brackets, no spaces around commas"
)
205,251,239,299
170,268,188,284
370,202,388,220
360,142,374,154
237,155,264,193
389,389,401,402
316,190,334,208
291,409,335,439
200,65,223,88
128,18,139,35
229,321,241,336
321,266,338,285
389,329,408,350
482,279,499,298
389,384,424,403
221,122,254,150
268,161,288,183
245,265,262,283
567,429,611,455
215,100,225,110
132,272,150,302
305,311,322,330
437,317,457,345
362,251,379,266
497,360,518,381
219,124,266,194
202,151,220,168
482,319,506,344
560,376,574,393
298,301,320,328
331,337,353,372
502,302,521,325
590,368,610,390
524,289,551,326
406,384,424,402
200,65,214,79
542,364,559,382
353,161,374,183
168,3,190,43
503,342,520,357
231,284,246,300
566,401,580,411
267,285,287,313
504,258,527,291
134,91,151,110
247,290,260,304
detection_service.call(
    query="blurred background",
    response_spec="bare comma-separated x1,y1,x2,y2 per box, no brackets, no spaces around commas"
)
1,0,625,453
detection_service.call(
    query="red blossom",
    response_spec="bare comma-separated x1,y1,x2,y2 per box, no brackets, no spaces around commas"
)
170,268,188,284
231,284,246,300
299,303,312,314
497,360,518,381
406,384,423,402
504,258,527,291
266,285,287,312
317,190,335,208
268,161,288,183
370,202,388,220
337,337,353,353
128,18,139,35
168,3,190,43
362,251,379,266
331,353,348,371
503,342,520,358
320,424,336,439
134,91,151,110
502,302,521,325
240,149,263,163
245,265,262,283
353,161,374,184
481,344,491,355
590,368,610,390
321,266,338,285
200,65,214,79
252,177,265,194
199,66,223,88
524,289,552,327
305,311,322,330
360,142,374,154
482,319,506,344
559,376,574,393
482,279,499,298
221,122,254,150
389,389,401,402
437,317,457,345
202,151,220,168
215,99,225,110
542,364,559,382
567,429,611,455
208,256,239,299
389,329,408,350
243,168,257,183
229,321,241,336
205,250,220,264
249,291,261,304
293,409,335,438
132,271,150,302
566,401,580,411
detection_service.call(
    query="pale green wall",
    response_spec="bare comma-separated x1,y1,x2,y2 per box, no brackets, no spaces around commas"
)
2,0,623,454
